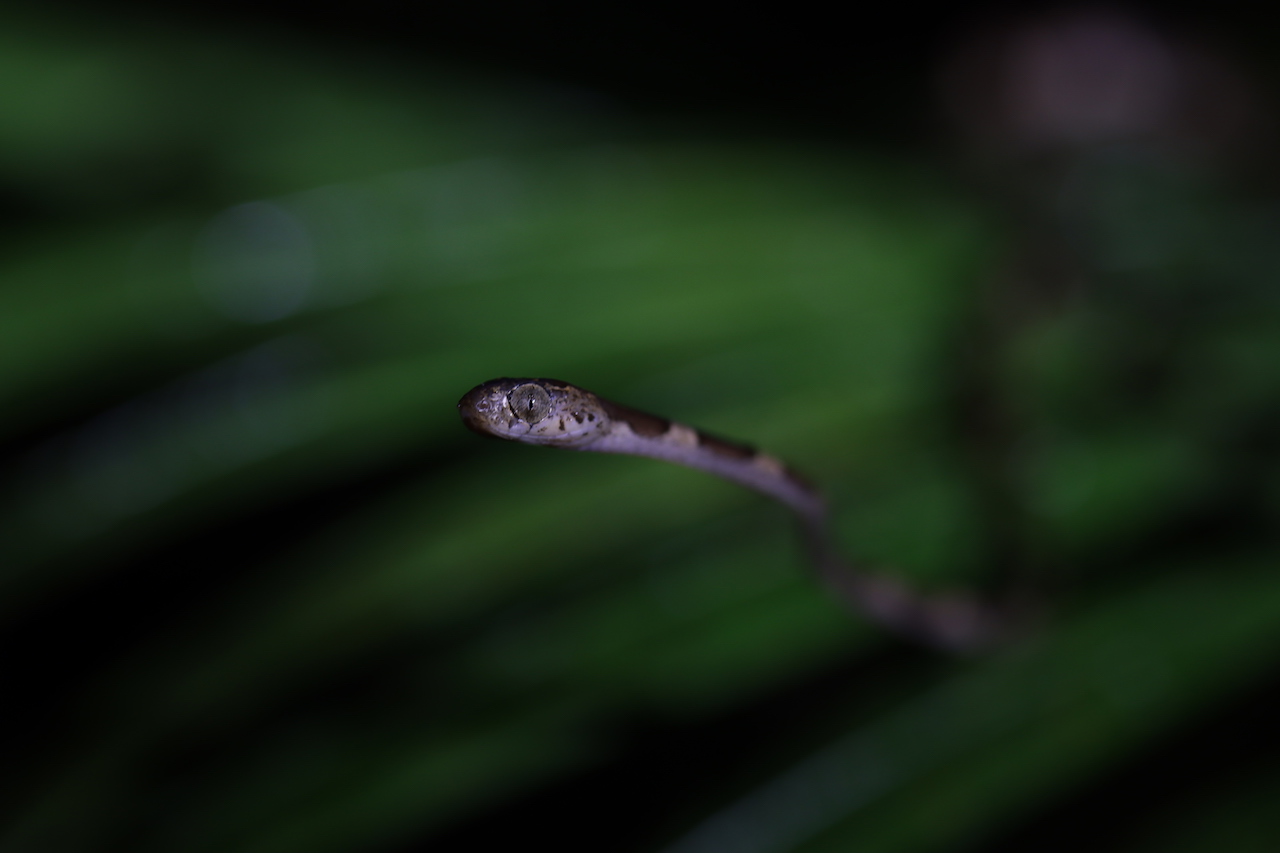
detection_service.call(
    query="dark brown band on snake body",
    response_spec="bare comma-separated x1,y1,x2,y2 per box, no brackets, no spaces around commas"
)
598,399,670,438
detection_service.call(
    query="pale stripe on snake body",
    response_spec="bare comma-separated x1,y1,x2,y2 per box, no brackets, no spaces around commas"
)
458,378,1010,651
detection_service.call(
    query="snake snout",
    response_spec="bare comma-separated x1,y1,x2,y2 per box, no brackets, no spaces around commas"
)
457,385,494,434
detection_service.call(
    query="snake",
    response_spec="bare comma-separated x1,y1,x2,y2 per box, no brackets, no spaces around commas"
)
458,378,1010,651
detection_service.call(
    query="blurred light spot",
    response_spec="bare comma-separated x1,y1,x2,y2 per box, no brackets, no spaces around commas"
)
194,202,315,323
1009,13,1178,146
942,10,1260,161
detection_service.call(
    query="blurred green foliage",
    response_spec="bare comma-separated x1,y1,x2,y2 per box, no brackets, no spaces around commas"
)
4,8,1280,853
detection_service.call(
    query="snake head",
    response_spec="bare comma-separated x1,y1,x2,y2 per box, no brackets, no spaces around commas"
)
458,378,608,447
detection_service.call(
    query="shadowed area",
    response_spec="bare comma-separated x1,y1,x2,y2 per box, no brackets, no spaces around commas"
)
4,5,1280,853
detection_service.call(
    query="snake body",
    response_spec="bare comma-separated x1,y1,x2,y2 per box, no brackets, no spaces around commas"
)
458,378,1004,650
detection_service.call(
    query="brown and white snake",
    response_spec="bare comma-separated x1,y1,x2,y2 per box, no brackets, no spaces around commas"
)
459,378,1012,651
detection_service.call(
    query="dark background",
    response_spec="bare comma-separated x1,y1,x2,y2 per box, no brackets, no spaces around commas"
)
4,3,1280,851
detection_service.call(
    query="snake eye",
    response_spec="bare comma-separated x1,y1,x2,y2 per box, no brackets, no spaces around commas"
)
508,383,552,424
